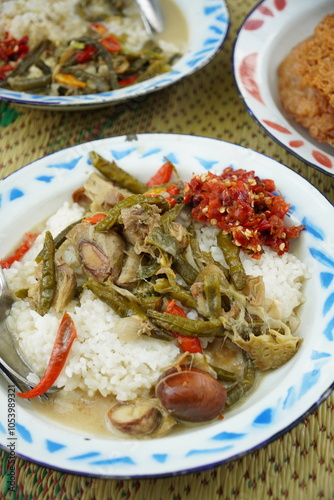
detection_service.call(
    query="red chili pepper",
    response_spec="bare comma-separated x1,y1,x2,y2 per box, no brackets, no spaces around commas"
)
75,45,97,63
0,233,39,269
90,23,109,35
165,184,180,207
0,63,13,80
100,36,121,52
81,213,106,224
165,300,203,354
165,197,177,207
118,76,139,87
146,162,174,188
0,33,29,63
166,184,180,196
17,312,77,399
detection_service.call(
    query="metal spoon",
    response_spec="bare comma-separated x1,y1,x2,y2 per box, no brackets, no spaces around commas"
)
135,0,165,37
0,266,38,385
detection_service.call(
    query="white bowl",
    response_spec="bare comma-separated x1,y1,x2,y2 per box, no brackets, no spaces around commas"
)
0,134,333,478
0,0,229,111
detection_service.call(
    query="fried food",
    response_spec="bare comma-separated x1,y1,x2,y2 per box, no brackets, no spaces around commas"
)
278,14,334,146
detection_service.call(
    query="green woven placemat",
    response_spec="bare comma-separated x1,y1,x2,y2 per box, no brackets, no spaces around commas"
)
0,0,333,498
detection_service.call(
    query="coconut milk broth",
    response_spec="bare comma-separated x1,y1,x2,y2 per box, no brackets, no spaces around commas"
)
156,0,188,50
28,371,261,439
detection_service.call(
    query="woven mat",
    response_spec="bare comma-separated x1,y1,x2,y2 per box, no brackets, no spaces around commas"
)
1,0,334,498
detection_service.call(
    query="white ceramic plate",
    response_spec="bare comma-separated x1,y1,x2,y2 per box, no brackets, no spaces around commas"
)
0,0,229,111
0,134,333,478
233,0,334,176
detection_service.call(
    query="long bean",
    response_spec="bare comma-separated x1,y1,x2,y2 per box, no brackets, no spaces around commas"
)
85,279,147,319
90,152,147,194
225,357,256,408
146,227,180,257
153,278,197,309
217,232,246,290
204,274,222,318
9,41,50,79
36,231,56,316
72,38,118,89
172,254,198,286
147,310,225,337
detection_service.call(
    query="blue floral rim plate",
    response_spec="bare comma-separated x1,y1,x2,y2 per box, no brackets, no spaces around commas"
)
233,0,334,177
0,134,333,478
0,0,229,110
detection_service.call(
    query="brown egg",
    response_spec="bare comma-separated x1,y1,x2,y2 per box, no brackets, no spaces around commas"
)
156,367,227,423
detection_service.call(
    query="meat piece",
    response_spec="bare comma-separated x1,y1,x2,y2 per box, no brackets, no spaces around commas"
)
52,261,77,312
233,320,302,371
121,203,161,255
66,222,125,282
83,172,128,211
116,245,141,287
169,222,188,249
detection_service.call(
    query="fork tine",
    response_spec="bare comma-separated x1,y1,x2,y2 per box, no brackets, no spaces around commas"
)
0,362,49,401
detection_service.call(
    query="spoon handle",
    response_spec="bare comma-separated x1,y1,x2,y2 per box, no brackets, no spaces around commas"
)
135,0,165,35
0,267,37,385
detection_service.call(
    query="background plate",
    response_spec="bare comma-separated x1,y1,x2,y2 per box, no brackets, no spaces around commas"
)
0,0,229,111
233,0,334,176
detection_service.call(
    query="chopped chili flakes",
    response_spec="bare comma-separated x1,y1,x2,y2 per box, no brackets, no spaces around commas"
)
183,168,305,258
0,32,29,80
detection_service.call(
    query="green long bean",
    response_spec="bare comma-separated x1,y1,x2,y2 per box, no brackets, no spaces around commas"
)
217,232,246,290
172,254,198,286
153,278,197,309
36,231,56,316
90,152,147,194
147,310,225,337
85,279,147,319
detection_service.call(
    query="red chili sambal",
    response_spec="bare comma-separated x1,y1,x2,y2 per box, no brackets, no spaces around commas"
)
183,168,305,259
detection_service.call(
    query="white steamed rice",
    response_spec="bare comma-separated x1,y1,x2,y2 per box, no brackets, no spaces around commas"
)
4,202,308,401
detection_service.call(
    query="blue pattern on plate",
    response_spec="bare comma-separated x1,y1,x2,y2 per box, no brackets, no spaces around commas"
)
323,293,334,316
9,188,24,201
253,408,273,425
69,452,101,461
299,370,320,397
47,157,82,171
195,157,219,169
283,387,296,409
16,423,32,443
311,350,331,360
36,175,54,183
140,148,162,158
210,25,225,35
89,457,136,466
187,445,233,456
324,317,334,341
0,422,6,434
165,152,178,164
320,272,334,288
204,5,223,15
46,440,66,453
212,431,246,440
309,248,334,269
301,217,324,240
111,148,136,160
152,454,168,463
